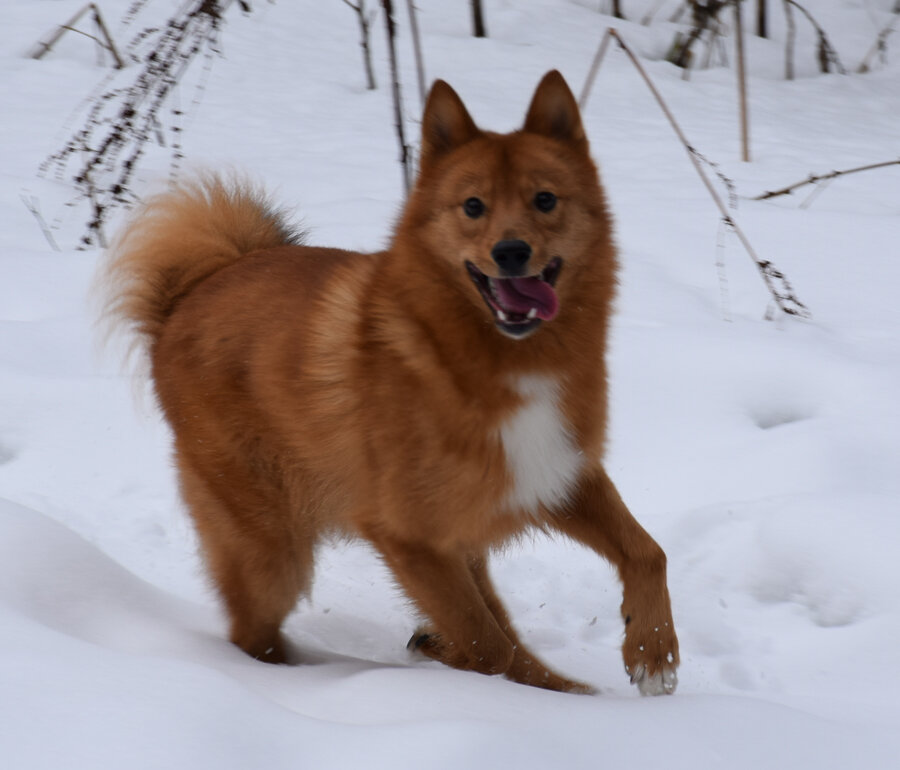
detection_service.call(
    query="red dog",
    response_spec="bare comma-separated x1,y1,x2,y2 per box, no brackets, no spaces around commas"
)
104,71,679,694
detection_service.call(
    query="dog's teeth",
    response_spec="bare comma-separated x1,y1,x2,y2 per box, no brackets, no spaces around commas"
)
497,310,509,322
527,308,537,320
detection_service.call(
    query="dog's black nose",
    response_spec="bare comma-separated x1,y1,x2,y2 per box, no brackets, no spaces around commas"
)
491,239,532,276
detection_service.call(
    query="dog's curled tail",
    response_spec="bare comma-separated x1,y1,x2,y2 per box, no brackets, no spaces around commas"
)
101,174,302,349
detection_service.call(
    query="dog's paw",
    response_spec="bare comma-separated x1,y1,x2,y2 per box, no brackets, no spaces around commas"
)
407,629,471,670
627,662,678,696
622,616,679,696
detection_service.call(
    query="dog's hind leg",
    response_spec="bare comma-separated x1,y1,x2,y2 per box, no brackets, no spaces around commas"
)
373,537,516,677
179,461,314,664
466,553,594,693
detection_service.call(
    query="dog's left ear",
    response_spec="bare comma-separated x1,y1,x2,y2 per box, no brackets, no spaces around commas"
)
522,70,587,149
420,79,481,174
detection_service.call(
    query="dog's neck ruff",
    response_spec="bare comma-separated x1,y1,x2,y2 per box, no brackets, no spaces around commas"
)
499,375,583,517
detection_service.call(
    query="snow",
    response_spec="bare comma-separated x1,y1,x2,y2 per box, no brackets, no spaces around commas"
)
2,0,900,767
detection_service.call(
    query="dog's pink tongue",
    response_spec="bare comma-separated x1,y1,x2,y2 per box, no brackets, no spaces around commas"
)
494,277,559,320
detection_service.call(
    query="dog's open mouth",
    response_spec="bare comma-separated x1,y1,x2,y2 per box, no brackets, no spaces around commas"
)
465,257,563,338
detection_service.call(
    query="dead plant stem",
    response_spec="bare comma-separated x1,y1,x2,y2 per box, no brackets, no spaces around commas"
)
580,28,810,318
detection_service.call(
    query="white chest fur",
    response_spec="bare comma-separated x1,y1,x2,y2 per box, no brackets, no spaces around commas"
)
499,375,583,516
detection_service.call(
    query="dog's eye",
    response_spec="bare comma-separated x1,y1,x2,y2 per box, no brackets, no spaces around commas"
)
534,191,557,213
463,197,485,219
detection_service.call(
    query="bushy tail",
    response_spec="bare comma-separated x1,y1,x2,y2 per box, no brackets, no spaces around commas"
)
101,174,302,350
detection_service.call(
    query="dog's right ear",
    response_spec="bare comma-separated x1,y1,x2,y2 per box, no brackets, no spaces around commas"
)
523,70,587,150
419,80,480,173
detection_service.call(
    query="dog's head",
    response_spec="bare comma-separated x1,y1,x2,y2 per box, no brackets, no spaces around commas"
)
400,70,613,340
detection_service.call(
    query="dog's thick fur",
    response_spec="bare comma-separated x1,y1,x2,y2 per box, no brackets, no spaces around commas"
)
103,71,679,694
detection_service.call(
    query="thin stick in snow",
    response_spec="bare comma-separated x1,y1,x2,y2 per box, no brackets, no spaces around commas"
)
783,0,845,74
405,0,427,110
381,0,412,194
857,11,899,74
716,219,733,322
733,0,751,162
753,159,900,201
471,0,487,38
342,0,378,90
580,28,811,319
641,0,668,26
783,0,796,80
21,194,61,251
30,3,124,69
578,30,614,110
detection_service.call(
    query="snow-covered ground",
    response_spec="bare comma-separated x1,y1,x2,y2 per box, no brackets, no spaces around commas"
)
2,1,899,767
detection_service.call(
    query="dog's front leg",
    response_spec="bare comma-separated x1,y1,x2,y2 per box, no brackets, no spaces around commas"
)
549,467,680,695
372,535,515,677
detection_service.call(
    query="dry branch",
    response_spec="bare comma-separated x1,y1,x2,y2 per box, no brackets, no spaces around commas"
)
699,17,729,71
733,0,750,162
756,0,767,37
381,0,412,194
38,0,245,248
580,28,811,319
342,0,378,90
405,0,427,110
667,0,728,69
783,0,796,79
753,159,900,201
30,3,124,69
471,0,487,38
857,11,899,73
21,194,61,251
784,0,845,74
578,30,614,109
641,0,668,26
669,1,690,24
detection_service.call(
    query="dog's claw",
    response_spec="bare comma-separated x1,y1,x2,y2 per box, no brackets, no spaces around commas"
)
628,663,677,696
407,632,432,651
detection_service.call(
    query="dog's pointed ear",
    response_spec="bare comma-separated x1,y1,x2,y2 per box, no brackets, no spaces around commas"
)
522,70,587,148
420,80,480,172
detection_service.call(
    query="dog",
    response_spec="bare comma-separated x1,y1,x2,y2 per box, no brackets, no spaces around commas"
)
103,70,679,695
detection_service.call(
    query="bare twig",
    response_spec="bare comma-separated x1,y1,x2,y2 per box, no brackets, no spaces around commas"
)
90,5,124,68
30,3,124,69
21,194,61,251
578,29,614,109
716,219,733,322
784,0,845,74
669,1,690,23
667,0,728,68
798,176,832,209
38,0,243,248
692,146,739,209
857,11,899,73
405,0,427,110
471,0,487,37
700,18,728,70
342,0,378,90
641,0,668,26
733,0,750,161
581,28,811,319
753,159,900,201
783,0,796,79
756,0,768,38
381,0,412,193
